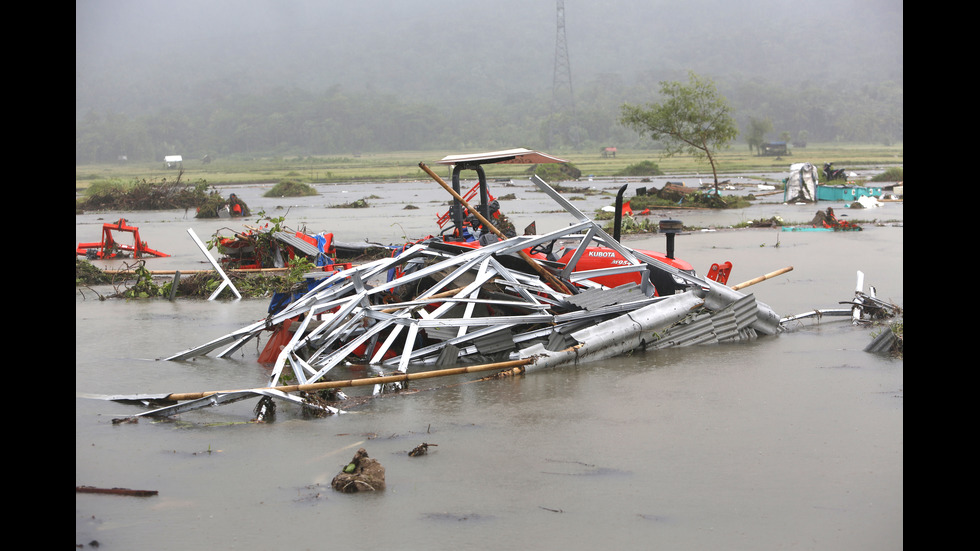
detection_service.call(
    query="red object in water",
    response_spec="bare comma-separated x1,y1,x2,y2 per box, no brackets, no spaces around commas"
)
76,219,169,259
706,261,732,285
258,318,296,365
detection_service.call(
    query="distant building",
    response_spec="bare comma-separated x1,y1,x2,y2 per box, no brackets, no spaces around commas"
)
760,142,788,156
164,155,183,169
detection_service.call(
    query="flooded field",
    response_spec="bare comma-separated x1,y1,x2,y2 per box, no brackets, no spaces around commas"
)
76,173,902,550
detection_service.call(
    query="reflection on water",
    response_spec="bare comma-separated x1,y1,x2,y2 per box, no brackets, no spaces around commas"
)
77,184,902,550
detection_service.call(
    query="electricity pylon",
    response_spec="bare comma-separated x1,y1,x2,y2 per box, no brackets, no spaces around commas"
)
548,0,575,148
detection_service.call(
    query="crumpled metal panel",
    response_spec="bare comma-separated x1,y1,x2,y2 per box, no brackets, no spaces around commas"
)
648,293,760,349
273,231,322,257
562,282,648,311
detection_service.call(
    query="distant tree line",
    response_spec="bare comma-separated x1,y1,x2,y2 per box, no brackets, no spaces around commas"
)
75,77,902,164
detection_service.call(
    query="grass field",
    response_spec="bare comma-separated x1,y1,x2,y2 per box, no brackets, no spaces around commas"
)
75,143,903,191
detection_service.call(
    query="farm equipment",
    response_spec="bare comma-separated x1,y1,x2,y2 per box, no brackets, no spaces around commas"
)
76,218,169,259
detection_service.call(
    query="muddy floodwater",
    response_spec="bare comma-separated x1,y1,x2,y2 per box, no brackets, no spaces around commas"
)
76,172,903,550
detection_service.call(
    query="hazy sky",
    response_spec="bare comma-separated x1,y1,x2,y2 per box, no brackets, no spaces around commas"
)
77,0,902,114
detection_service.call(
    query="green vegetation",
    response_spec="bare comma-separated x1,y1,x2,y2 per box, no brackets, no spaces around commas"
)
329,198,371,208
620,72,739,194
616,160,663,177
531,162,581,181
75,143,903,192
174,256,320,300
744,117,774,154
78,174,211,211
618,190,751,212
75,256,321,300
76,258,111,286
265,179,318,197
75,72,903,166
601,215,658,235
870,167,903,182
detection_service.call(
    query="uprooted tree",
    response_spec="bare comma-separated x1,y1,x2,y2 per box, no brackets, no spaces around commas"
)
619,71,738,196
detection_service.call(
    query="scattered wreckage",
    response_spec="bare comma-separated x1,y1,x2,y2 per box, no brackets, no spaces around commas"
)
76,218,169,260
99,150,900,421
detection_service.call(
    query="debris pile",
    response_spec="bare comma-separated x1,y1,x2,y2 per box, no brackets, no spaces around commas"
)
126,173,785,420
409,443,437,457
98,151,900,421
196,192,252,219
810,207,862,231
331,448,386,493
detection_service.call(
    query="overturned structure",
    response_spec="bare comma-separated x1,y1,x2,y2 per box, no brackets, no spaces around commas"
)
783,162,819,203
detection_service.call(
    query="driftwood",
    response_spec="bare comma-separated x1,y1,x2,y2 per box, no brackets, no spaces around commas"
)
409,443,437,457
75,485,158,497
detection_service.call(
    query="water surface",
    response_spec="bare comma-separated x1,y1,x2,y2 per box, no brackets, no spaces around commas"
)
77,176,902,550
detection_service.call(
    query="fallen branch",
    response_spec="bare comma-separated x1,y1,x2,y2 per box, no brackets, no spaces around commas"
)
75,485,158,497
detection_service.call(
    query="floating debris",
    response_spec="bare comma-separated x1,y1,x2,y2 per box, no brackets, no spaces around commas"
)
409,443,437,457
76,486,158,497
331,448,386,492
76,218,169,259
781,207,862,232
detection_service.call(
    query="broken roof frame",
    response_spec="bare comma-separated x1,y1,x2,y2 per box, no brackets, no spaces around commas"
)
437,148,567,239
125,171,787,419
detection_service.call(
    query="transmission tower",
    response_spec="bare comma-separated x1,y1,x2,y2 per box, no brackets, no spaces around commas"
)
549,0,574,148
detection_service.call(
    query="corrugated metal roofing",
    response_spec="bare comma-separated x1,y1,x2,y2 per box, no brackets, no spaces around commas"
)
437,148,567,165
648,294,760,349
562,282,647,311
474,328,516,355
274,232,322,257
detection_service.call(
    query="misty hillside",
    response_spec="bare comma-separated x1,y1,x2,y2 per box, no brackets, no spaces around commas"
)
76,0,902,162
77,0,902,114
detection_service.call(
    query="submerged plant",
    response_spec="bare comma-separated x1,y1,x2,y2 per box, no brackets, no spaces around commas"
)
264,179,318,197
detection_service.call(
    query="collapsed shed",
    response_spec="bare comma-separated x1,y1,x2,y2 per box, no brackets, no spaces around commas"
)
100,152,897,421
783,162,819,203
108,170,789,420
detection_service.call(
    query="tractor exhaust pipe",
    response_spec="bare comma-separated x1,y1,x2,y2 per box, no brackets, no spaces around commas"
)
613,184,628,242
659,219,683,259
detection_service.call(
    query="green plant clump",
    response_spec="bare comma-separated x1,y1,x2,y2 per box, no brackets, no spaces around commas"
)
870,167,903,182
602,216,658,235
81,178,211,211
121,261,165,298
616,160,663,177
628,191,751,210
265,179,318,197
76,259,110,285
330,198,370,208
530,163,581,181
168,256,319,299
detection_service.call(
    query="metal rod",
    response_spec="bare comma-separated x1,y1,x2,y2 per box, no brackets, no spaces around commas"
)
187,228,241,300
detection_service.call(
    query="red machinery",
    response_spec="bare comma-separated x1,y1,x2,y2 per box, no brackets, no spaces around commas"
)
76,219,169,259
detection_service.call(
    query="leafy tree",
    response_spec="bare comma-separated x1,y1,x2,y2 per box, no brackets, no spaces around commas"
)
745,116,773,154
619,72,738,195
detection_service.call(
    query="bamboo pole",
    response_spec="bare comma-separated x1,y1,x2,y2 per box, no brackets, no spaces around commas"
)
163,358,534,402
418,162,571,294
730,266,793,291
101,267,291,275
